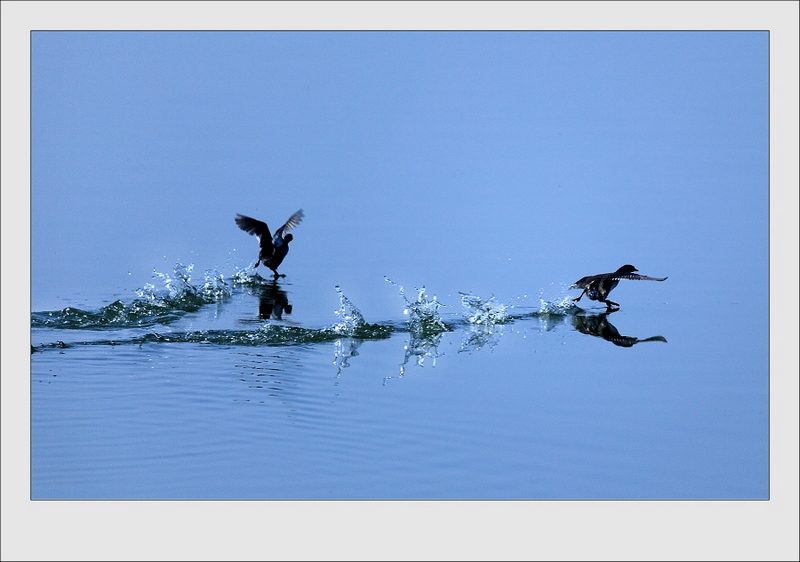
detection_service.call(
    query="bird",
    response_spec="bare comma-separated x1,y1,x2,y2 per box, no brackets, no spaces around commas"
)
235,209,304,279
570,264,667,310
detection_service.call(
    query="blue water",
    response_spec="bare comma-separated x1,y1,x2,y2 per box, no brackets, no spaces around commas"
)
28,30,770,501
30,262,768,500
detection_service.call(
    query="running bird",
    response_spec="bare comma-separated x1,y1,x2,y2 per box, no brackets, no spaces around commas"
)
570,264,667,310
235,209,304,279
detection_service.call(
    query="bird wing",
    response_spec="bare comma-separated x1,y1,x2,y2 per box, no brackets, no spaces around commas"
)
612,273,668,282
235,214,273,247
570,275,594,289
272,209,304,243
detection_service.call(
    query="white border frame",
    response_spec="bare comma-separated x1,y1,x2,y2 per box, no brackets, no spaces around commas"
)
3,2,798,560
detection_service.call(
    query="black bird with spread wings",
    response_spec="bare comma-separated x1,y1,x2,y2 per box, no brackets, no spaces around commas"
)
235,209,304,279
571,264,667,310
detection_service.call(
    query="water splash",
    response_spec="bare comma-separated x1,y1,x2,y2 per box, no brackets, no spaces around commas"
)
385,277,448,377
458,292,509,353
230,268,268,287
201,269,232,300
330,286,368,335
460,292,509,325
385,277,447,335
152,262,195,300
538,295,578,315
31,262,230,330
535,282,579,315
322,286,394,342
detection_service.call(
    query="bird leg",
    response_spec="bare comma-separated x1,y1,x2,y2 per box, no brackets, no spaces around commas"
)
604,299,620,310
573,288,587,303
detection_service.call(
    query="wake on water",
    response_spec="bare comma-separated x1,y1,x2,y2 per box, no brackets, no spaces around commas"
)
31,262,586,354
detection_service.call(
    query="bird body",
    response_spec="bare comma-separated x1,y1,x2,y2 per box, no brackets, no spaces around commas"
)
570,264,666,309
235,209,304,278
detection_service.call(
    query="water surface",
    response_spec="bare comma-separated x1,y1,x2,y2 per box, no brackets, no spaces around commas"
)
31,263,767,500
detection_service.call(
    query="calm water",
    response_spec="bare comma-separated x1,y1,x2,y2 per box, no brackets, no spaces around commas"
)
28,31,770,501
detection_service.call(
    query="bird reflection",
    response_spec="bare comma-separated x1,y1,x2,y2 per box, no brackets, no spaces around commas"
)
258,280,293,320
572,311,667,347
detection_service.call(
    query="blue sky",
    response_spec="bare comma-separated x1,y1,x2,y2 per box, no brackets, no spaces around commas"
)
30,30,770,309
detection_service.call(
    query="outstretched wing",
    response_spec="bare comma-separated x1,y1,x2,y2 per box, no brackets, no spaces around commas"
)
613,273,668,282
235,214,273,250
235,213,275,256
570,275,594,289
272,209,304,243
